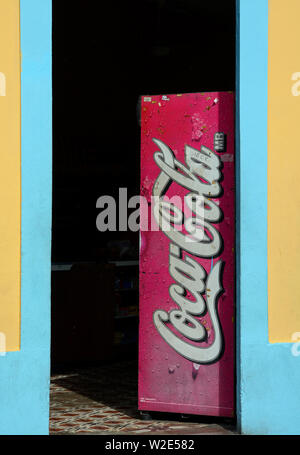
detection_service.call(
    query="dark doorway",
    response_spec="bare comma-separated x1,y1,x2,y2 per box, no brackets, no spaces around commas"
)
51,0,236,434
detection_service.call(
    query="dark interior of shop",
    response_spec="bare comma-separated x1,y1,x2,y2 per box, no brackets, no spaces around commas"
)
50,0,235,426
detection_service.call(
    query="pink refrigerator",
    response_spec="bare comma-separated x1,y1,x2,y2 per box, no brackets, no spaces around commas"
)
138,92,235,417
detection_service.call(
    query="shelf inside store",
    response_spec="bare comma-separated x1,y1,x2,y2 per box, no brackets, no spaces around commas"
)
114,313,138,320
109,260,139,267
115,288,138,292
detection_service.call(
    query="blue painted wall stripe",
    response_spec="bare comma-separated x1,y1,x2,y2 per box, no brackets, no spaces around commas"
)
238,0,300,435
235,0,241,433
0,0,52,435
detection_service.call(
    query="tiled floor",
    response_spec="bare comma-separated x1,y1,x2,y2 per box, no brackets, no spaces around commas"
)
50,360,236,435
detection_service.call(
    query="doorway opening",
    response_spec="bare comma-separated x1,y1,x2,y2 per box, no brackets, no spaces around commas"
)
51,0,236,435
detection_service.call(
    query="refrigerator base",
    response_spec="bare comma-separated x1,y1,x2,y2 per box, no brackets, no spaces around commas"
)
139,401,234,418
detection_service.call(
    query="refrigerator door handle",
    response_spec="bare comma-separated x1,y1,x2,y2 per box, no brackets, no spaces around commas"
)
140,231,147,257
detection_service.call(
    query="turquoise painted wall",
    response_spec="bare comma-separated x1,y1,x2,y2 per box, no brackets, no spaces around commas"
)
237,0,300,435
0,0,52,435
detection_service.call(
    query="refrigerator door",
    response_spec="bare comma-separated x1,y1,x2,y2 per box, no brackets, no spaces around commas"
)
139,92,235,417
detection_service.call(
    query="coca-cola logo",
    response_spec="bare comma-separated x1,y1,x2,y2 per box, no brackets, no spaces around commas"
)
152,138,224,364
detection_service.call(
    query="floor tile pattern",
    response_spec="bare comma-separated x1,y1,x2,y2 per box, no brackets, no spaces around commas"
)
50,361,235,435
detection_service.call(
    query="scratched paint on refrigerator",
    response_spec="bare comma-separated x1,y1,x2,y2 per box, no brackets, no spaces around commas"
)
138,92,235,417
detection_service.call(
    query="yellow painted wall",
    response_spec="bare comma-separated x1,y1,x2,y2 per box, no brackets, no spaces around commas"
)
0,0,21,351
268,0,300,342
